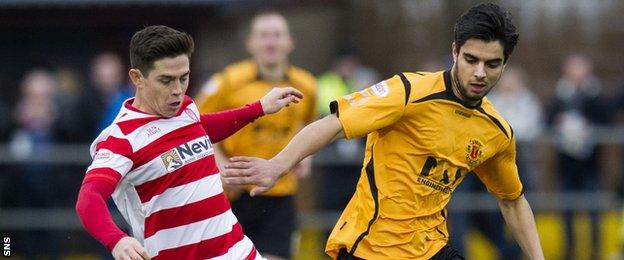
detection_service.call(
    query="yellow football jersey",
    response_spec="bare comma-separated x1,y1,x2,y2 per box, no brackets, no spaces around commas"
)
325,70,522,259
196,60,317,196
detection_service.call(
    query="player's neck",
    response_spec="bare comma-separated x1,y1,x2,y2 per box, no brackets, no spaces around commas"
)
450,65,480,107
131,95,156,115
257,61,288,82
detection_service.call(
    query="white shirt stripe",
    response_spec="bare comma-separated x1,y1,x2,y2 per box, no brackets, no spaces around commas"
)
87,152,133,177
209,236,263,260
112,179,146,243
125,117,197,153
142,174,223,217
126,135,214,186
145,209,238,257
89,124,125,157
123,103,200,152
124,155,165,186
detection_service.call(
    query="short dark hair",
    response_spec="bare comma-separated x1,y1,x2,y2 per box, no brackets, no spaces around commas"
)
129,25,194,76
454,3,519,63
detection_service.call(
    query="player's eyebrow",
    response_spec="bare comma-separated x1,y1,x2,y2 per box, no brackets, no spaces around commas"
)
463,52,502,64
463,53,478,60
157,71,190,80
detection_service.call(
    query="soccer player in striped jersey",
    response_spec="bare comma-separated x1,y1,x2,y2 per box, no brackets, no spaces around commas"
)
222,3,544,260
75,25,303,260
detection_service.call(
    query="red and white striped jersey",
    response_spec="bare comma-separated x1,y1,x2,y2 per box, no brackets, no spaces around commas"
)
85,96,261,259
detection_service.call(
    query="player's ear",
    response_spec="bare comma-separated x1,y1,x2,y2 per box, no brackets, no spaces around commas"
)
129,68,144,89
452,42,458,63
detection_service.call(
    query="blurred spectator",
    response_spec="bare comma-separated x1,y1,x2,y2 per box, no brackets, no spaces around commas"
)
53,67,84,142
55,67,82,106
613,81,624,255
72,52,131,142
418,56,451,72
548,54,609,260
195,11,317,260
315,52,378,220
316,51,379,117
488,66,544,188
8,69,61,258
9,69,57,166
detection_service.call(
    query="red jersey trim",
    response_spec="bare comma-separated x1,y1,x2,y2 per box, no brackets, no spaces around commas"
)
135,158,218,203
84,168,122,186
143,192,231,239
152,222,245,260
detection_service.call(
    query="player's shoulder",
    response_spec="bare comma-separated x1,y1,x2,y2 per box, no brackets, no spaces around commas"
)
89,123,129,157
402,70,445,90
287,65,317,93
99,100,165,141
403,70,440,79
388,70,445,102
220,59,259,87
182,95,201,116
480,98,514,139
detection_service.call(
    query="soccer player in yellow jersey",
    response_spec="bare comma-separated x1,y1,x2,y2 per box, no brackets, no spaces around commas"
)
222,3,544,260
195,10,317,260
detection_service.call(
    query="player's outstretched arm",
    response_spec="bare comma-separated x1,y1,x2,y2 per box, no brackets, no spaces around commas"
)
200,87,302,143
222,113,345,196
259,87,303,114
498,194,544,260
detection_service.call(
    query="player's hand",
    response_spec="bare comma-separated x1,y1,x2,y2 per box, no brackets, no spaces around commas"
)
260,87,303,114
112,237,151,260
222,156,288,196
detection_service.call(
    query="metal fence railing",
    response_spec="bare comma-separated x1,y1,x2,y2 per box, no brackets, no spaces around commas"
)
1,126,623,230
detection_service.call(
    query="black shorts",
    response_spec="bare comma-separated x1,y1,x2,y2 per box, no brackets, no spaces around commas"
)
336,245,464,260
230,193,297,259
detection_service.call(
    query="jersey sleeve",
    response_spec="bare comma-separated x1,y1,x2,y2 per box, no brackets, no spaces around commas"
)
84,136,134,186
473,137,523,200
195,73,229,113
200,101,264,143
329,75,408,139
77,133,134,251
76,179,127,251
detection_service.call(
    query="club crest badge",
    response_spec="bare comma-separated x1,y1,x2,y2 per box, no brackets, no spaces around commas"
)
466,139,485,167
185,108,198,122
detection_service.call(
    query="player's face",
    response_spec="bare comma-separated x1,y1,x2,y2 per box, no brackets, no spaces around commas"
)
132,55,190,118
247,14,293,67
451,39,506,104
